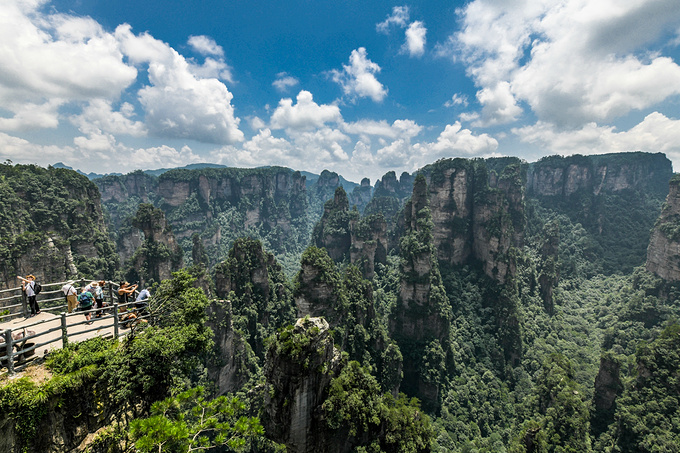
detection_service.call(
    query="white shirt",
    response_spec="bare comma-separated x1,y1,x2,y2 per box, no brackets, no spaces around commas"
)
25,281,35,297
62,284,77,296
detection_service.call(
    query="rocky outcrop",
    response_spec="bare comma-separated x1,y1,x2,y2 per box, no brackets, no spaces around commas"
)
294,247,341,322
126,204,183,285
96,171,155,204
349,213,387,279
392,174,452,410
646,175,680,281
0,165,117,289
312,187,352,262
263,317,342,453
214,237,295,357
419,158,525,284
527,152,672,198
206,299,260,395
348,177,372,213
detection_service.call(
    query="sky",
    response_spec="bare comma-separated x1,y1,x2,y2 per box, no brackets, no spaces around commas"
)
1,0,680,182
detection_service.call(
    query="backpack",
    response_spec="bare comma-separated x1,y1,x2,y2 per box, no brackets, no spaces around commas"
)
33,281,42,295
78,292,93,308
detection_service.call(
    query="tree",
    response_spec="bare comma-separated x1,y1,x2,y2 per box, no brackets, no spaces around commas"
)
130,386,264,453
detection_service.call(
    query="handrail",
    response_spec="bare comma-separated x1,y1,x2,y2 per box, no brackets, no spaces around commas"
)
1,298,152,376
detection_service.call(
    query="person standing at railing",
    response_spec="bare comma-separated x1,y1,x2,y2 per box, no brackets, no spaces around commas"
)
94,281,105,318
117,281,138,309
78,288,94,324
61,280,78,313
18,274,40,317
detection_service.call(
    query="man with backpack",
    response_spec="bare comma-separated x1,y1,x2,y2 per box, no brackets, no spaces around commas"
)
78,288,95,324
18,274,41,316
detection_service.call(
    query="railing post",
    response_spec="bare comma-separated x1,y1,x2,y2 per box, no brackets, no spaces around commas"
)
108,282,114,306
22,290,28,318
61,312,68,347
113,303,119,339
4,329,14,376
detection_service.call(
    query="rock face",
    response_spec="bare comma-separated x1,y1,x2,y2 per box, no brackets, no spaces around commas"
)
206,299,259,395
646,175,680,281
312,187,388,278
96,166,310,269
349,213,387,279
214,237,296,358
263,317,342,453
294,247,341,322
126,204,183,285
420,158,525,283
348,177,372,212
392,174,452,410
96,171,155,204
527,152,672,198
0,165,117,289
313,187,352,262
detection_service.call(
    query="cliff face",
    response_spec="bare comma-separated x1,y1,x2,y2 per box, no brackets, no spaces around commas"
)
527,152,672,198
421,158,525,284
96,171,155,204
214,237,296,358
206,299,260,395
646,175,680,281
125,204,183,285
0,165,117,288
263,317,342,453
392,174,452,409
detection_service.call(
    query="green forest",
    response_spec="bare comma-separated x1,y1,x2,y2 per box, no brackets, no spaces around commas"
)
2,152,680,453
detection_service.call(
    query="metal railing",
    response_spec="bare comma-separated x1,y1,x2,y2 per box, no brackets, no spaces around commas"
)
0,279,126,320
1,280,148,376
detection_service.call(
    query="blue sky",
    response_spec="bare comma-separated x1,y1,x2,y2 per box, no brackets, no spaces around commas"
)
1,0,680,182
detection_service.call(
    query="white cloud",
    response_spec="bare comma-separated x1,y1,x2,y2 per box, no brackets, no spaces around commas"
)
71,99,146,137
445,94,469,108
473,81,522,126
115,24,244,144
513,112,680,167
342,119,422,140
248,116,266,131
449,0,680,128
331,48,388,102
402,21,427,57
272,73,300,92
0,132,77,163
0,1,137,129
188,35,224,57
0,99,62,131
377,6,410,33
270,90,342,130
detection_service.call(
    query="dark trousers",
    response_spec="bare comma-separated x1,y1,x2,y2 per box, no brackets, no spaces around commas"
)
28,295,39,314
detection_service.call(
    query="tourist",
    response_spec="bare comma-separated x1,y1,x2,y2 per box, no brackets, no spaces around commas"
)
78,288,94,324
18,274,40,316
61,280,78,313
94,280,106,317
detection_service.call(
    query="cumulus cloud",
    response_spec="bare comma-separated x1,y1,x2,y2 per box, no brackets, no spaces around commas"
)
513,112,680,163
188,35,224,57
473,82,522,127
0,1,137,128
115,24,243,144
445,94,469,108
270,90,342,130
402,21,427,57
449,0,680,128
331,48,388,102
71,99,146,137
376,6,410,33
272,73,300,92
342,119,422,141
